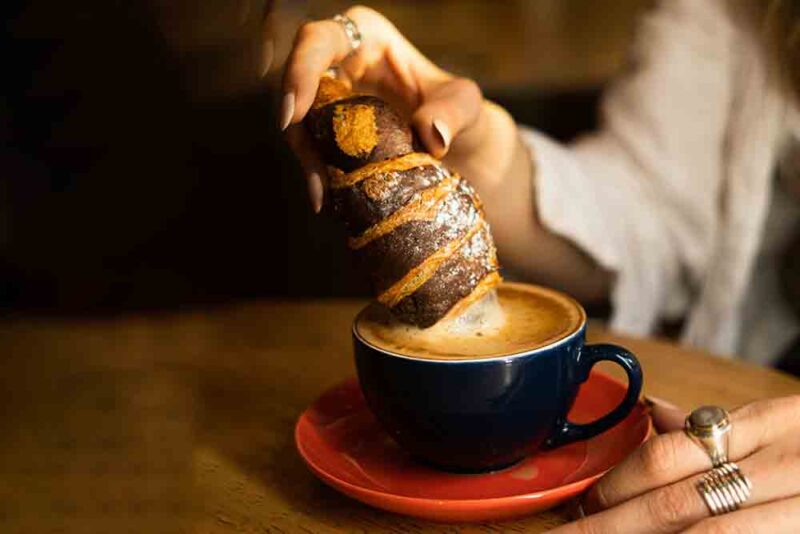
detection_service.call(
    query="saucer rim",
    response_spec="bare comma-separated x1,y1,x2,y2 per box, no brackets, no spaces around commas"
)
295,371,652,508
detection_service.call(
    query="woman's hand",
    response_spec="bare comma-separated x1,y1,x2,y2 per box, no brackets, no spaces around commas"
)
279,6,612,302
553,396,800,533
279,5,518,213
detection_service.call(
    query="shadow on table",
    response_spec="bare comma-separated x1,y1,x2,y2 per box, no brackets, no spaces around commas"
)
190,356,408,530
190,350,569,530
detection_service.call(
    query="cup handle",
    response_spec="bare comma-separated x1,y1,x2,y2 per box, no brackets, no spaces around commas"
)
545,343,643,449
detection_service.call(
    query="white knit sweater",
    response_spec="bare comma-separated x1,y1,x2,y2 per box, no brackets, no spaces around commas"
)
520,0,800,361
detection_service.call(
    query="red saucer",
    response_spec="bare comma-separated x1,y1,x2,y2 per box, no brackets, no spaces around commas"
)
295,371,651,522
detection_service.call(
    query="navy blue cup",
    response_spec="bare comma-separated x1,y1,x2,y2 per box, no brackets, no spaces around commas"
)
353,288,643,473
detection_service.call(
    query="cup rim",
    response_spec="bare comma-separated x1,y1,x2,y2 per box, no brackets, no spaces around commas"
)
352,283,587,364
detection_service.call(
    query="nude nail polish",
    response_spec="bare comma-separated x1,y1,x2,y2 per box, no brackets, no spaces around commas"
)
432,119,451,151
644,395,680,411
308,171,324,214
260,39,274,78
279,92,295,131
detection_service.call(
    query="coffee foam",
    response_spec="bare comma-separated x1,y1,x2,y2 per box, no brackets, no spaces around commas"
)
356,283,585,360
439,288,506,336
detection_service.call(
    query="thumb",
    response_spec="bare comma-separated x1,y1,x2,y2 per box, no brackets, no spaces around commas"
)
645,396,686,433
411,77,483,159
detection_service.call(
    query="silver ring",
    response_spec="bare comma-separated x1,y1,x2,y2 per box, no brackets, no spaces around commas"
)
697,462,752,516
332,14,362,55
685,405,731,467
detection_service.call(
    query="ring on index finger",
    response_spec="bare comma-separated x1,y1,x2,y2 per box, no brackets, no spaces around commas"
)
685,405,731,467
332,14,362,55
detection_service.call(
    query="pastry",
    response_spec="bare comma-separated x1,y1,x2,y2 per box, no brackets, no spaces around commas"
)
304,76,501,327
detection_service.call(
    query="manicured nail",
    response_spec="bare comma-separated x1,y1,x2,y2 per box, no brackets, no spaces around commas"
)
279,92,295,131
432,118,451,151
644,396,680,411
260,39,274,78
646,396,686,433
308,171,324,214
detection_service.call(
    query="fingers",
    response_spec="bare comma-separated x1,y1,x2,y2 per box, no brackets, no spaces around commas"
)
584,396,800,514
411,77,483,158
685,495,800,534
741,435,800,506
726,396,800,455
285,124,326,213
561,436,800,534
553,474,707,534
280,19,352,129
281,6,423,129
278,6,486,208
583,431,705,515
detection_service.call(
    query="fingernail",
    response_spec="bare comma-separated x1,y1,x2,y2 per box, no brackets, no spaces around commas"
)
279,92,295,131
432,118,451,151
646,396,686,434
573,496,588,519
644,396,680,411
260,39,274,78
308,171,324,214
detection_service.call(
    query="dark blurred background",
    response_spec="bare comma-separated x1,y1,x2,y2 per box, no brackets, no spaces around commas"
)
0,0,645,315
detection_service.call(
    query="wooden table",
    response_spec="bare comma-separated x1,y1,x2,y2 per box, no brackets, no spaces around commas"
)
1,299,799,533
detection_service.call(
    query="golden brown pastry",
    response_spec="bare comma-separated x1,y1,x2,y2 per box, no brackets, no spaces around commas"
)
304,76,501,327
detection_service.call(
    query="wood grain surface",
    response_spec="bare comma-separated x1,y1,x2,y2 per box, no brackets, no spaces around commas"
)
1,299,798,533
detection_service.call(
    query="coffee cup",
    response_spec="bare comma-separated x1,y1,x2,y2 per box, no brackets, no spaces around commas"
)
353,282,643,472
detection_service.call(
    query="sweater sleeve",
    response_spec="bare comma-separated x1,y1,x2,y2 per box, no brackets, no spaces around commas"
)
519,0,736,335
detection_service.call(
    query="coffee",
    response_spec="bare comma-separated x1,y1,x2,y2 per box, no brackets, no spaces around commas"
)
355,282,585,360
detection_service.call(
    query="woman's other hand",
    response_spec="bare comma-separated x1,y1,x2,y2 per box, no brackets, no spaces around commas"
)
554,396,800,533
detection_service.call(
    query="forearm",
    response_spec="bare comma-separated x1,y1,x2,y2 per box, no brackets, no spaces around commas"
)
450,101,612,303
